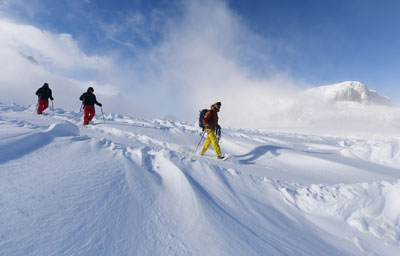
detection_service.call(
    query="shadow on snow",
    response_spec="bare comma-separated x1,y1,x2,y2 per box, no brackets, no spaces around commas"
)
235,145,333,165
235,145,287,165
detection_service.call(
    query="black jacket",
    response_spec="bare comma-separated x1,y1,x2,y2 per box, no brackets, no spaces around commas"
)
36,87,53,100
79,92,102,106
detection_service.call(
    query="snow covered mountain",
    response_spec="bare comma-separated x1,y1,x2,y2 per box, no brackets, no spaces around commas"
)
307,81,392,106
1,103,400,255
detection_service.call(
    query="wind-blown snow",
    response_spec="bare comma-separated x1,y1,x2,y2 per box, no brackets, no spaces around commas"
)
307,81,392,106
262,81,400,136
0,103,399,255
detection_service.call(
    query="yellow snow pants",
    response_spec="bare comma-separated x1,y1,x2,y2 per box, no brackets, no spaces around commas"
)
201,128,221,157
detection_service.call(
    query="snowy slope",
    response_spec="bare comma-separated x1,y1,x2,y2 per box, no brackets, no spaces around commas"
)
1,103,400,256
307,81,392,106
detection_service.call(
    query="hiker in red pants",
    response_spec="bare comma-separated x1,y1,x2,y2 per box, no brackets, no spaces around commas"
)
35,83,53,114
79,87,102,125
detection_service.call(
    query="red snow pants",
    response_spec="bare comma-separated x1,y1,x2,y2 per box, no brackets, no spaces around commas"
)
83,105,95,125
37,99,49,114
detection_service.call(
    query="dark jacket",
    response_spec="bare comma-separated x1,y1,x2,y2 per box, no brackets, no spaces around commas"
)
203,109,219,130
79,92,102,106
36,86,53,100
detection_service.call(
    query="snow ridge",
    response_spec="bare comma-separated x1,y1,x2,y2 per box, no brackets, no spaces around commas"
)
281,181,400,250
0,102,399,256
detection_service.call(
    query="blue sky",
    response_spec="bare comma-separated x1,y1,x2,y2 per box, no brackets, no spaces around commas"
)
229,0,400,97
4,0,399,90
3,0,400,91
0,0,399,123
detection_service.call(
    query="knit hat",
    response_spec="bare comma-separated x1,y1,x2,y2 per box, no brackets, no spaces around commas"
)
213,102,221,107
87,87,94,93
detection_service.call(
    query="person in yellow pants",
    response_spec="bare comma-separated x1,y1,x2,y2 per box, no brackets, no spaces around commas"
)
201,128,222,157
200,102,224,159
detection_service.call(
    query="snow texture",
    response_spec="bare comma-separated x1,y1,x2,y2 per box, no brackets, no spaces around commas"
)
0,103,399,256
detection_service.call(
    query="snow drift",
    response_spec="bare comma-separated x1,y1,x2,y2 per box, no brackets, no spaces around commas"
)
1,102,400,255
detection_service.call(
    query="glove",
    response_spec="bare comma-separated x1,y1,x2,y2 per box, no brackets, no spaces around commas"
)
215,125,221,138
50,97,54,101
99,103,102,107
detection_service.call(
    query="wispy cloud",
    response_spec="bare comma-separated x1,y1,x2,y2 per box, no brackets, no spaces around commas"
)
0,0,43,19
109,0,399,135
0,17,144,116
0,20,112,70
116,0,302,123
95,8,171,57
0,0,398,135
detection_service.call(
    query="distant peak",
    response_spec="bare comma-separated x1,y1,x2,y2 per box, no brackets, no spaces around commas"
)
308,81,392,106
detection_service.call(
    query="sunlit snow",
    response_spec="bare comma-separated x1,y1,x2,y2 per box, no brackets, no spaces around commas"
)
0,102,399,255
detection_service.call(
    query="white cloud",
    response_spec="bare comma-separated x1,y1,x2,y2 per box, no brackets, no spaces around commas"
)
0,0,293,125
118,0,400,136
0,18,144,117
0,0,398,136
122,0,303,125
0,19,112,71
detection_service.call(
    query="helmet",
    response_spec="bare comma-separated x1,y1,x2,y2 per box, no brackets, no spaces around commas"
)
43,83,49,88
87,87,94,93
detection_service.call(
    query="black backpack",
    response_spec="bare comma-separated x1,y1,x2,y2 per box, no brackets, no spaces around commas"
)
199,109,208,128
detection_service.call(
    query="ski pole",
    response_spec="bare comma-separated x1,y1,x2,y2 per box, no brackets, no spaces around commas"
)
101,107,105,123
195,131,206,152
80,104,83,112
52,101,54,115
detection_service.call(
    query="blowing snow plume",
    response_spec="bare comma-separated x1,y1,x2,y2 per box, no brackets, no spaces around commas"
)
308,81,392,106
127,0,400,136
292,81,400,136
0,0,398,136
0,0,301,127
129,0,308,126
